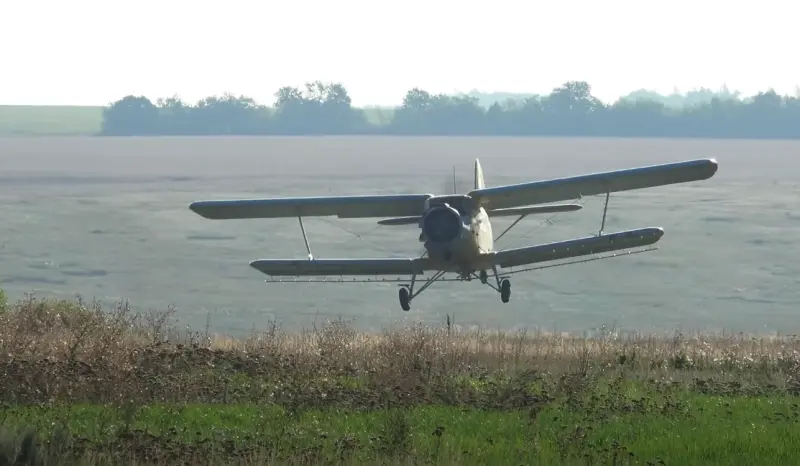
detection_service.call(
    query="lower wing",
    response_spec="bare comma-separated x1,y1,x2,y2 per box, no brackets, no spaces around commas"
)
491,227,664,269
249,227,664,277
249,258,430,276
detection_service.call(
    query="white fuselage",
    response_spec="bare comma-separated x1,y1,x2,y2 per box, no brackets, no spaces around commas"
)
418,195,494,276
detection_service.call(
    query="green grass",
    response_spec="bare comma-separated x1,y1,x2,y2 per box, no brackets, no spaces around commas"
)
0,105,396,136
2,392,798,465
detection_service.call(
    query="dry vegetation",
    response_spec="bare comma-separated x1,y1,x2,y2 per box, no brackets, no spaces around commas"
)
1,291,799,465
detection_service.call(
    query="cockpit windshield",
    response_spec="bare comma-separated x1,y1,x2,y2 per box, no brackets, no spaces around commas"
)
428,195,476,216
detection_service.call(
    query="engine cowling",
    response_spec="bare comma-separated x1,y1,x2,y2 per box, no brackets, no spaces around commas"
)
421,205,462,244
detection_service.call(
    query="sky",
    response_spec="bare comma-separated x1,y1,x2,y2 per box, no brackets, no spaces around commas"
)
1,0,797,107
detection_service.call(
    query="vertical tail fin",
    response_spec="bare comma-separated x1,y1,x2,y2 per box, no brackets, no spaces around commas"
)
474,158,485,190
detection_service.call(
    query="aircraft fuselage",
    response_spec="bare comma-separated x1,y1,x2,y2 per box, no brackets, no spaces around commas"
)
419,194,494,276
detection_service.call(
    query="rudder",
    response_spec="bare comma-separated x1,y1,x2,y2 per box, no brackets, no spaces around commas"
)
474,158,485,189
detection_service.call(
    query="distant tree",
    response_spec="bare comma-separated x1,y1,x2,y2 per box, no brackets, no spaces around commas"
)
191,94,269,135
458,90,538,108
621,86,742,109
101,96,160,135
272,81,365,134
604,98,671,137
391,89,485,134
155,96,194,135
272,85,310,134
99,81,800,139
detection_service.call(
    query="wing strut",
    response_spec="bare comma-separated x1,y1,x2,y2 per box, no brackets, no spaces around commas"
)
298,216,313,260
599,191,610,236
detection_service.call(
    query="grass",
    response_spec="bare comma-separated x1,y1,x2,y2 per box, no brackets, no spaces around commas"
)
0,292,799,464
0,106,105,136
0,105,396,136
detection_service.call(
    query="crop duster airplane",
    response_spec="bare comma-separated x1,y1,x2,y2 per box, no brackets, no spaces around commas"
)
189,158,718,311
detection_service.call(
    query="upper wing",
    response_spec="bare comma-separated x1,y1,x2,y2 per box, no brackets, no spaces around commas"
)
492,227,664,269
189,194,432,219
469,158,718,210
249,257,430,276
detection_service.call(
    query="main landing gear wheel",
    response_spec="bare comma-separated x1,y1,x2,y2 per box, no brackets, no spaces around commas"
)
500,278,511,303
399,286,411,311
479,270,488,284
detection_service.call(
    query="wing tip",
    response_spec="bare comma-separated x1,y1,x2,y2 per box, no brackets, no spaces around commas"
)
188,201,204,215
189,201,218,219
701,158,719,178
249,259,266,270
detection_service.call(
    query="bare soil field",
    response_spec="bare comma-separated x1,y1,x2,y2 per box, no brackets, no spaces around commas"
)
0,136,797,336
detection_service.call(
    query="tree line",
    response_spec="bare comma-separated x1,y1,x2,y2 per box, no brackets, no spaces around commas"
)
101,81,800,139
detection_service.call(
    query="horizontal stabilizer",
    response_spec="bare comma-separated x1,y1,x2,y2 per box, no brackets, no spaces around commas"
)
377,203,582,225
469,158,718,210
190,194,431,220
249,258,428,276
377,216,421,226
492,227,664,269
487,203,583,217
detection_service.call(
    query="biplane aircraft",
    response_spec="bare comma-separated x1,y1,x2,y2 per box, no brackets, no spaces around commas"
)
189,158,718,311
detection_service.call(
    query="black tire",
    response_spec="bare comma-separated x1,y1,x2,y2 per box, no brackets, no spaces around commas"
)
399,287,411,311
500,278,511,303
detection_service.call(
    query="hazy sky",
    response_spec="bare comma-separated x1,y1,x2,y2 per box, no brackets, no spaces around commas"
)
2,0,796,107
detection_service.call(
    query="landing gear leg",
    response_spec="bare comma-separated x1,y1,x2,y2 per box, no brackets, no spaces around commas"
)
397,271,445,311
399,274,416,311
491,265,511,304
490,266,511,303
